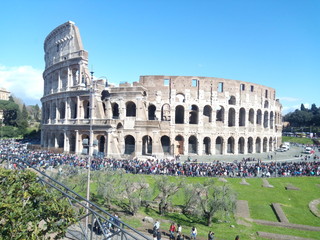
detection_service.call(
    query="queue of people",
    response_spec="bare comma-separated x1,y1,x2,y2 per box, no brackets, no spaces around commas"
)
1,140,320,179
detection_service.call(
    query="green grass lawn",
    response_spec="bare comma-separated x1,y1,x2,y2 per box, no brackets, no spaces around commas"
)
282,136,314,145
74,172,320,240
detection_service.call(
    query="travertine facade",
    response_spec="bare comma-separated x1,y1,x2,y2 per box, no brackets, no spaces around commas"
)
41,21,283,158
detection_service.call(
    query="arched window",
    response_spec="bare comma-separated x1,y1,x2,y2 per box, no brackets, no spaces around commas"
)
264,100,269,108
126,101,136,117
203,105,212,123
148,104,156,120
203,137,211,155
228,108,236,127
255,137,261,153
228,96,236,105
59,102,65,119
238,137,245,154
124,135,135,154
83,100,90,119
263,111,268,128
249,108,254,124
215,136,223,155
175,105,184,124
248,137,253,153
112,102,119,119
256,109,262,125
216,106,224,122
189,105,199,124
239,108,246,126
161,136,171,154
227,137,235,153
142,135,152,155
188,136,198,154
161,104,171,121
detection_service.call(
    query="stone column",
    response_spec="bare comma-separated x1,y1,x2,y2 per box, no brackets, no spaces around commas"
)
63,130,68,152
75,130,79,154
57,70,61,92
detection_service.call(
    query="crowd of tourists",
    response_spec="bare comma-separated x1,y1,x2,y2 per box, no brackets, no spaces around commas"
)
1,140,320,178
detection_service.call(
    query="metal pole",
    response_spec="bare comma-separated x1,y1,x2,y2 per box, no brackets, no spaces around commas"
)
86,71,94,238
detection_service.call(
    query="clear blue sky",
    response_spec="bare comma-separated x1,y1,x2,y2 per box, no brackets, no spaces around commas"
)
0,0,319,114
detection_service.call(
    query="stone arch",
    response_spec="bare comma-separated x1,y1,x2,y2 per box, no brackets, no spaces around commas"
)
239,108,246,126
161,103,171,121
216,106,225,122
229,95,236,105
83,100,90,119
264,100,269,108
228,108,236,127
70,99,77,119
270,111,274,129
227,137,235,153
59,101,65,119
175,135,184,155
263,111,269,128
98,135,106,154
175,105,184,124
69,133,76,153
215,136,224,155
256,109,262,125
189,105,199,124
126,101,136,117
124,135,135,155
269,137,273,151
263,137,268,152
238,137,245,154
116,123,123,129
203,137,211,155
188,135,198,154
148,104,156,120
248,137,253,153
58,133,64,148
72,68,79,86
112,102,119,119
249,108,254,124
203,105,212,123
142,135,152,155
161,135,171,154
176,93,185,103
256,137,261,153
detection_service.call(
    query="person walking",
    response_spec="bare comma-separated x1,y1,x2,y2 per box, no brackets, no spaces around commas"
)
208,231,215,240
190,226,197,240
169,222,176,239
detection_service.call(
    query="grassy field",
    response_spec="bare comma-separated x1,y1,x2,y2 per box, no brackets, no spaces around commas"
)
84,174,320,240
282,136,314,145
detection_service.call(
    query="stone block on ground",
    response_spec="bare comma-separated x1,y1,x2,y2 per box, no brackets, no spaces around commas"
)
285,184,300,190
272,203,289,223
240,178,250,185
257,231,315,240
218,177,228,182
262,179,274,188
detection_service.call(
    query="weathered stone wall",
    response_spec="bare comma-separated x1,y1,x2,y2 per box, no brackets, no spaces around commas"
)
41,22,283,158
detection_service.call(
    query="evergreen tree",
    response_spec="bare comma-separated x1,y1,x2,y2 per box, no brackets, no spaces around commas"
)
300,104,307,111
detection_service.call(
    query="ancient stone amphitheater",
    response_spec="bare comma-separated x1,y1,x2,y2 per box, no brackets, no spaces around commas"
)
41,21,283,158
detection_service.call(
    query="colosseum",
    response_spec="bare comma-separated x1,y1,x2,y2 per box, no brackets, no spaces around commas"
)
41,21,283,158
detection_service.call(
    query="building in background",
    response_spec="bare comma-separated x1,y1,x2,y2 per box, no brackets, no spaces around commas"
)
41,21,283,158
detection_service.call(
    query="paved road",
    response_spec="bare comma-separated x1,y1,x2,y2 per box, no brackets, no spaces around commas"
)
179,145,319,163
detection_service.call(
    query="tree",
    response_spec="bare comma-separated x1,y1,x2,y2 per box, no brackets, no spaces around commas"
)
118,174,150,215
16,104,29,135
0,168,77,239
300,104,307,111
184,180,237,226
154,175,185,215
0,100,19,126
